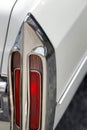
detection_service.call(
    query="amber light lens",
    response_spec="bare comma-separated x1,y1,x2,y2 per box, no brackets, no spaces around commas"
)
14,69,20,126
29,55,42,130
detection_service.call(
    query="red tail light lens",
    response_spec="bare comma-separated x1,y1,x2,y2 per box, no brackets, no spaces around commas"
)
11,52,20,127
30,71,41,130
11,53,42,129
29,55,42,130
14,69,20,126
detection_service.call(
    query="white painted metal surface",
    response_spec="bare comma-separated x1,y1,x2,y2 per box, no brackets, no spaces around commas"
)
0,0,17,72
54,53,87,129
0,0,87,129
31,0,87,101
1,0,38,75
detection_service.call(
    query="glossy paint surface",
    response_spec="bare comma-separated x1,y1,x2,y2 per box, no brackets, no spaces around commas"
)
2,0,87,105
1,0,87,99
0,0,17,73
31,0,87,101
0,0,87,129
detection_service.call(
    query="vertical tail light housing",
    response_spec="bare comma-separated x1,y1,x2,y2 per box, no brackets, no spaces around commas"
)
29,55,42,130
10,52,43,129
9,14,56,130
11,51,21,127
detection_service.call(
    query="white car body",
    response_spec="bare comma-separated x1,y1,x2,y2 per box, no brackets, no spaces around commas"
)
0,0,87,130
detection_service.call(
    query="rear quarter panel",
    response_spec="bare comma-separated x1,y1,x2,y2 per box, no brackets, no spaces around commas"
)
1,0,87,129
0,0,17,72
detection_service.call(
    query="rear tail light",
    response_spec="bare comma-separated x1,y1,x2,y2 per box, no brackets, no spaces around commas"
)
11,53,42,129
11,52,21,127
9,14,56,130
30,71,41,130
14,69,20,126
29,55,42,130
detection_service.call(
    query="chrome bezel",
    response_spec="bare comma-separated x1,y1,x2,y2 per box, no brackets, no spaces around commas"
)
8,49,21,130
8,14,56,130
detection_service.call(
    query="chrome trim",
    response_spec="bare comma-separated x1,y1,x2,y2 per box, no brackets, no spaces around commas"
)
8,51,20,130
8,25,25,130
22,22,43,130
0,82,6,93
8,14,56,130
0,77,10,122
57,52,87,105
9,50,21,130
8,29,22,130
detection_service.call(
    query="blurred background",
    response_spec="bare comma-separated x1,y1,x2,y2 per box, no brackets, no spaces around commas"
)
56,75,87,130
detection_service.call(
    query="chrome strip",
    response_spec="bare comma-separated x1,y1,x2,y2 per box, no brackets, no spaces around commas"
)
0,82,6,93
0,77,10,122
8,14,56,130
57,52,87,104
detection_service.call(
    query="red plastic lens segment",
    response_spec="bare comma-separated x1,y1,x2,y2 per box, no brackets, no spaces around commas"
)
11,52,21,127
29,55,42,130
29,71,41,130
14,69,20,127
